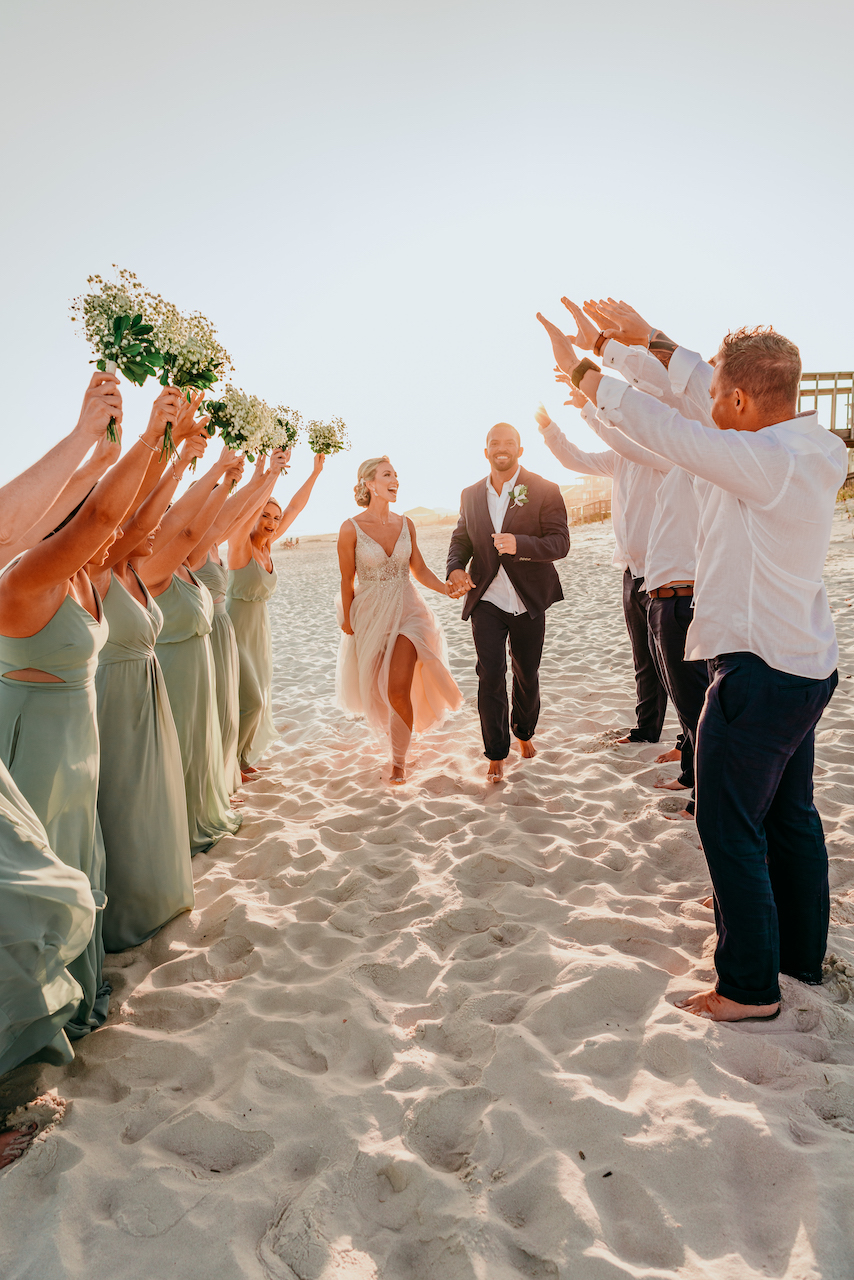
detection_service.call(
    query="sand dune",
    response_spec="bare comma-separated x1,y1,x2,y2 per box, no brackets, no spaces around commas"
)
2,519,854,1280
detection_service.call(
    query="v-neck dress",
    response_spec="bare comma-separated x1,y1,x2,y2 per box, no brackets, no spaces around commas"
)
96,570,194,950
335,517,461,743
0,590,111,1039
226,556,279,767
154,572,241,855
194,553,241,793
0,759,96,1073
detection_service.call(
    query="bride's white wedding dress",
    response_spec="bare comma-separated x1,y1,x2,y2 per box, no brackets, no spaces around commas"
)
335,517,462,766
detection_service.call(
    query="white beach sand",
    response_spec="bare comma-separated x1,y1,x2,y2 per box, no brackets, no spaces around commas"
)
2,516,854,1280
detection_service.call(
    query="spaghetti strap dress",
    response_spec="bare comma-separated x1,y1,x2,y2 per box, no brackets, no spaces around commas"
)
0,759,97,1073
335,518,462,761
0,590,111,1040
96,570,194,951
194,553,241,793
154,571,241,855
226,556,278,768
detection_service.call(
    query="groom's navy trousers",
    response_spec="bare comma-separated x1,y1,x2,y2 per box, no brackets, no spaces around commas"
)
695,651,837,1006
470,601,546,760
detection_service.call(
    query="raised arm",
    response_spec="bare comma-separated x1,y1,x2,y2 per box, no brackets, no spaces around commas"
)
227,454,288,569
0,371,122,550
555,383,673,472
533,401,617,477
0,394,173,634
408,519,452,595
139,448,241,592
102,432,210,571
187,453,270,571
270,452,325,544
337,520,357,635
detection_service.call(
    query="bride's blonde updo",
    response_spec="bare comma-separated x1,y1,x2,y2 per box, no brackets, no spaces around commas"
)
354,455,390,507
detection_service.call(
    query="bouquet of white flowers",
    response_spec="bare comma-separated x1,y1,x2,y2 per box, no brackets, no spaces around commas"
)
145,293,232,458
270,406,302,453
306,416,349,455
70,267,162,441
205,386,277,462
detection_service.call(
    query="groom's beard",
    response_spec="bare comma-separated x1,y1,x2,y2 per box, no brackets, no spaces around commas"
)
492,457,517,471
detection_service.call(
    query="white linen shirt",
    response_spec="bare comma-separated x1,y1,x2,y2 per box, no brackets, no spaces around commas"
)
540,405,668,578
482,467,527,615
595,376,849,678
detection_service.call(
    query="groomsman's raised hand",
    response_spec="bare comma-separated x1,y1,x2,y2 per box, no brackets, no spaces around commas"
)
560,298,601,351
584,298,652,348
536,313,581,375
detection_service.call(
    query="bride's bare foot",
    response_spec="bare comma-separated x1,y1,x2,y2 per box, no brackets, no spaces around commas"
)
390,765,406,785
0,1122,37,1170
656,746,681,763
516,738,536,759
675,988,780,1022
487,759,505,783
654,777,689,791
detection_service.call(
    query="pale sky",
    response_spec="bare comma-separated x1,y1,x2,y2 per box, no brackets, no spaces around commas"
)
2,0,852,536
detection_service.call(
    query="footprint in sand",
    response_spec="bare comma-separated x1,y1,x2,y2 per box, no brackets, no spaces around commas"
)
119,988,221,1033
150,1109,274,1174
403,1086,492,1172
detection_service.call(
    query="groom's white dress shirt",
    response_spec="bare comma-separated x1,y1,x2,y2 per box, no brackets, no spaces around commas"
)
594,376,849,678
540,407,669,578
482,467,527,615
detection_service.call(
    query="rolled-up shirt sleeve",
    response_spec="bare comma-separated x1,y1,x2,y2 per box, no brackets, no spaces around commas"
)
595,376,790,507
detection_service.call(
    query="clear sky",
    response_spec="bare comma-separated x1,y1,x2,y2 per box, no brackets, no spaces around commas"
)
2,0,852,535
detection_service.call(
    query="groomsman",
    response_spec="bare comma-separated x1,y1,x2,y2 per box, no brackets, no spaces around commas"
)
535,399,670,746
543,316,848,1022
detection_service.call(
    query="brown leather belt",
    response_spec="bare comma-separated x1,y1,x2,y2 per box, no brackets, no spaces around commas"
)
648,585,694,599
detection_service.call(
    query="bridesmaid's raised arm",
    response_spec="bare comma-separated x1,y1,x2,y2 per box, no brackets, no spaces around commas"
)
270,452,325,545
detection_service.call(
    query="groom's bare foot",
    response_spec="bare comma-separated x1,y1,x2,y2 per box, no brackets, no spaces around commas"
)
656,747,681,763
487,760,505,783
516,738,536,759
0,1122,37,1169
390,765,406,785
675,988,780,1022
654,777,689,791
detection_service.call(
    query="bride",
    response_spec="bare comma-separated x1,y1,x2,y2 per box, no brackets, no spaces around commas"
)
336,456,463,783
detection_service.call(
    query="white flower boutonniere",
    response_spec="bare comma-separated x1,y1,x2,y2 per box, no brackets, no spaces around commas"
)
510,484,529,507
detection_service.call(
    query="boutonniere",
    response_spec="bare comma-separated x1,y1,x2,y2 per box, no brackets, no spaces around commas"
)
510,484,529,507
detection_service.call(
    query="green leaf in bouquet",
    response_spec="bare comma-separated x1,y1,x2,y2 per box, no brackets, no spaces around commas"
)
96,358,106,371
134,323,154,337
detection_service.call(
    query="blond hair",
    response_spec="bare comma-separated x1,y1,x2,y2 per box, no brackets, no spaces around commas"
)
716,326,801,411
354,456,390,508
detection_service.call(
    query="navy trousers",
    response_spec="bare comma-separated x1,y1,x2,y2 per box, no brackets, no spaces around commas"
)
695,652,838,1005
622,569,668,743
470,600,546,760
647,595,710,794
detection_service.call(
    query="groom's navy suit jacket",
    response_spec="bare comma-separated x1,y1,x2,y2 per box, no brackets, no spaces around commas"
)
446,467,570,621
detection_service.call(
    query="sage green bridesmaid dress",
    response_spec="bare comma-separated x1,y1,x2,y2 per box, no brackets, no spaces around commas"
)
0,592,110,1040
96,570,194,951
154,571,241,855
194,553,241,793
0,760,96,1073
227,556,278,767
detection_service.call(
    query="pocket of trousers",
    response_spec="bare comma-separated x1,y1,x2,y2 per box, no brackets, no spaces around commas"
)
715,663,753,727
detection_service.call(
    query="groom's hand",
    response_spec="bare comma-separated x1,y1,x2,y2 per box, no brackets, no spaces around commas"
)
447,569,474,597
492,533,516,556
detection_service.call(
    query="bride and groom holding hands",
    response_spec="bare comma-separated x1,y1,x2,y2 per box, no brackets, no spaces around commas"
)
335,422,570,783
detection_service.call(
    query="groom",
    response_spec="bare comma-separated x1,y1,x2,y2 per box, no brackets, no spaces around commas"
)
447,423,570,781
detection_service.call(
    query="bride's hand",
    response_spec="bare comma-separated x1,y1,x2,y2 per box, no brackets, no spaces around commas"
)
341,618,354,635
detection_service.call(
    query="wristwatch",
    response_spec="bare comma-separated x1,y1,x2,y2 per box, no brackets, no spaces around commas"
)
570,357,601,389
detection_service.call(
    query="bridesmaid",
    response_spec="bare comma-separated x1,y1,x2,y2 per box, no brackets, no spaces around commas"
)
139,444,245,855
189,454,280,793
0,373,177,1037
227,451,326,779
89,430,208,950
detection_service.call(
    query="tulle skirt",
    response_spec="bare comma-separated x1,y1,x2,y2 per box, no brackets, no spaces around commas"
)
335,578,462,749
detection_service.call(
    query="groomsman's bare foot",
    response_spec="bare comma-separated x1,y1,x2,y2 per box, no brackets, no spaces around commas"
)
664,809,695,821
390,765,406,785
654,777,689,791
487,760,505,783
516,739,536,759
656,747,681,763
675,989,780,1022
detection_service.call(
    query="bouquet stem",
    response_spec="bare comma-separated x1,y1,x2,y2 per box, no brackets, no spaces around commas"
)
160,423,176,461
104,360,119,443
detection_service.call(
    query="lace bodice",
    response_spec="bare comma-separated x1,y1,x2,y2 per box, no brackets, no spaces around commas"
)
351,518,412,586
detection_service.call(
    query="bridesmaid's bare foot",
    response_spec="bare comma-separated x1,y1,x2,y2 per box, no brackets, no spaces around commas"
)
240,770,259,785
656,746,681,763
390,765,406,785
516,739,536,759
0,1122,37,1170
487,760,505,783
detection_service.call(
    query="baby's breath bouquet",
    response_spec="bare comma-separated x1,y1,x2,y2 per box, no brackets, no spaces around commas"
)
265,406,302,454
205,387,275,462
70,267,162,441
146,294,232,458
306,416,349,455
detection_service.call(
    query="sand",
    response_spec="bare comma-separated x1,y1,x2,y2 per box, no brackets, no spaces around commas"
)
2,516,854,1280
